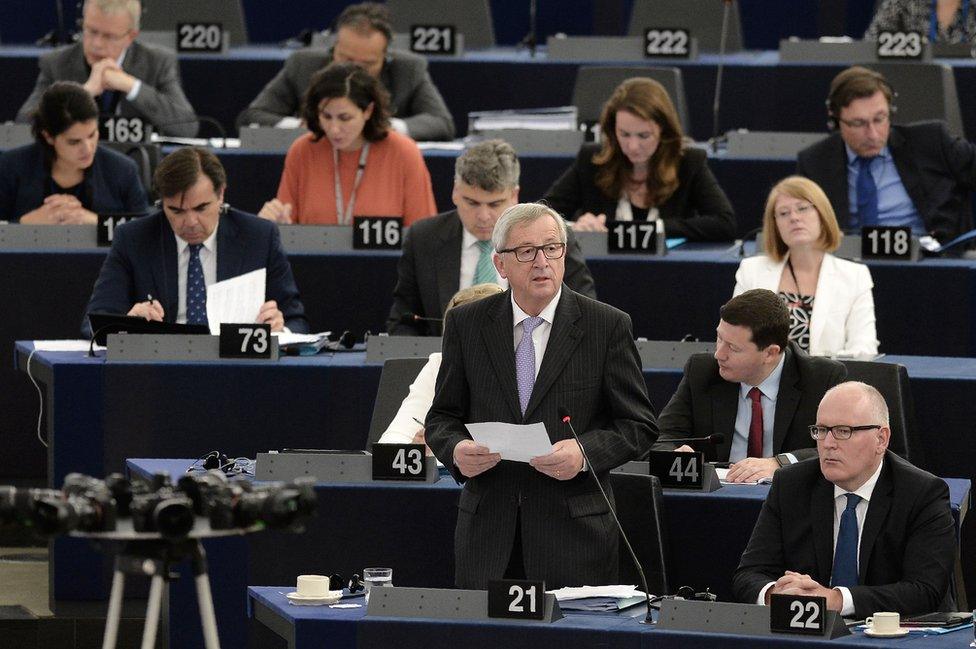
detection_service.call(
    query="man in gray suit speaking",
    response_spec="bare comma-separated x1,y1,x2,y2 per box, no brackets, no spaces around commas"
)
426,203,658,589
17,0,198,137
236,2,454,141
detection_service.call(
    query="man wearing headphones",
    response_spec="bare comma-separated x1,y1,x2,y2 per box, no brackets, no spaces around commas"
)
236,2,455,141
82,146,308,337
797,65,976,245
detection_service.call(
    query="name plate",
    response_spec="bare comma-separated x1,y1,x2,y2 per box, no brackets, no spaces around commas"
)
770,594,827,635
876,31,924,60
487,580,547,620
608,220,663,254
100,116,151,144
371,444,428,481
219,323,272,359
644,28,692,58
649,451,704,489
861,226,912,260
353,216,403,250
410,25,457,55
177,22,225,53
97,213,135,246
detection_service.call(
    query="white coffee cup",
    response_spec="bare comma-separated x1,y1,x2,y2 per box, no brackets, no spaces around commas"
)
296,574,330,598
865,611,900,634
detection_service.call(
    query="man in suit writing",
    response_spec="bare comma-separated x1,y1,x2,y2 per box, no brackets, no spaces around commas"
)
426,203,657,589
82,146,308,336
797,65,976,245
387,139,596,336
17,0,197,137
733,381,956,617
654,289,846,483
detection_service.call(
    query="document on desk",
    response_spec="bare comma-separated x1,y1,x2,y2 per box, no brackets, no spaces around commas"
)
464,421,553,463
206,268,266,334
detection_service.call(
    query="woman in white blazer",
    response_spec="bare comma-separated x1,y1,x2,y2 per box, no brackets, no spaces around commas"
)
734,176,878,357
378,283,505,446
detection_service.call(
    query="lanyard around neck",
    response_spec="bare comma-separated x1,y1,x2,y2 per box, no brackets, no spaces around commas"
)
333,142,370,226
931,0,970,40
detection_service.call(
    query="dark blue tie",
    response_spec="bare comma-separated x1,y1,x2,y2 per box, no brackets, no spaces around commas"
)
100,90,118,114
186,243,207,325
831,493,862,588
855,156,879,227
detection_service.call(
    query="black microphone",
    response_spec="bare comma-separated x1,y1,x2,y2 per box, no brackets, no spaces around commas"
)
658,433,726,447
558,406,653,624
399,313,443,325
709,0,735,153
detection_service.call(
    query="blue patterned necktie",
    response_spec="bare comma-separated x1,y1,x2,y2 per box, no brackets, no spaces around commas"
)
186,243,207,325
830,493,862,588
855,156,879,227
515,316,544,415
473,240,496,285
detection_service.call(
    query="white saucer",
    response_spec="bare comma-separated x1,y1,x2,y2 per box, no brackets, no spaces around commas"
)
864,627,909,638
286,591,342,606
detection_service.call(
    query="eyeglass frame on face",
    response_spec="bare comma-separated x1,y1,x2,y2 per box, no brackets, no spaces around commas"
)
837,113,890,130
497,242,567,263
82,23,133,44
808,424,882,440
774,201,816,220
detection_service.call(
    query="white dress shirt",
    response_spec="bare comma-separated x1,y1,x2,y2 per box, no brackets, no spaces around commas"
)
459,227,504,289
729,354,786,462
174,225,218,324
511,288,561,379
831,459,884,616
757,459,885,615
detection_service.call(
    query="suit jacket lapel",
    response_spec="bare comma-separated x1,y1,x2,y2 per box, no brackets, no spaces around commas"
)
773,346,801,454
150,215,180,320
827,137,852,226
482,294,522,422
858,460,893,583
436,214,463,314
524,290,582,418
215,214,244,282
812,478,835,582
809,255,835,354
708,379,738,461
888,128,927,216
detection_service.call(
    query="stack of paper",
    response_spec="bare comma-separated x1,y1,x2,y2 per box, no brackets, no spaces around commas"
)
468,106,578,132
549,585,648,613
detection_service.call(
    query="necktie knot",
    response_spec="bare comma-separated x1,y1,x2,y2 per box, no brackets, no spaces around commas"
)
477,240,492,253
521,316,544,335
189,243,203,258
747,386,762,404
857,156,876,170
844,492,862,511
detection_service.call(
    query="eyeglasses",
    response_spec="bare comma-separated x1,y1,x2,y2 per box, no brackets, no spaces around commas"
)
774,202,816,219
837,113,889,130
498,242,566,263
808,424,881,440
82,24,132,44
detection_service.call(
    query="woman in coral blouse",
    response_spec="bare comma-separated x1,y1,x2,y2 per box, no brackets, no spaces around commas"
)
259,62,436,226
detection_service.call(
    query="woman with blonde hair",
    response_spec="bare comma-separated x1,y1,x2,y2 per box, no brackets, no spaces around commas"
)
543,76,735,240
734,176,878,357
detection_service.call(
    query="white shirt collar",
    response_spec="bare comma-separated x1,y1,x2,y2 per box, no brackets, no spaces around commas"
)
174,221,219,255
461,226,484,250
511,287,561,328
833,456,885,502
739,351,786,401
845,142,892,164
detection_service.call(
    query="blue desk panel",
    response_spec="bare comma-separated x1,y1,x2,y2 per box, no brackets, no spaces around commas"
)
247,587,973,649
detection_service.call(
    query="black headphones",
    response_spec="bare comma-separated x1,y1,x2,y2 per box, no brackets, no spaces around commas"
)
825,67,898,131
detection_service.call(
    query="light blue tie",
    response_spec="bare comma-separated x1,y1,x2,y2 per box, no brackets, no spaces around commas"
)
516,317,544,415
186,243,207,325
473,240,496,285
831,493,862,588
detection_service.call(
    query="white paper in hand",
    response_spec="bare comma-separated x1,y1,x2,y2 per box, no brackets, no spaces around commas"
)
464,421,553,463
206,268,266,334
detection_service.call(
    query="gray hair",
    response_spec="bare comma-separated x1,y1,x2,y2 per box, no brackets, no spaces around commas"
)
822,381,890,427
85,0,141,31
454,139,520,192
491,203,568,252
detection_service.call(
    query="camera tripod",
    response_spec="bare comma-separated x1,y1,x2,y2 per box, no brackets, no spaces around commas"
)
77,520,247,649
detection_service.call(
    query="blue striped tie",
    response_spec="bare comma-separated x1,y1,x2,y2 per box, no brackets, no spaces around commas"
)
473,240,496,285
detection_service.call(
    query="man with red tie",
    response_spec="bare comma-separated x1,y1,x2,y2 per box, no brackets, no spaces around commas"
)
653,289,846,483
